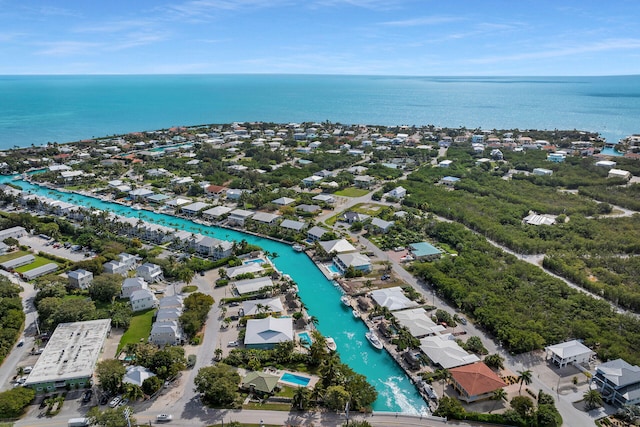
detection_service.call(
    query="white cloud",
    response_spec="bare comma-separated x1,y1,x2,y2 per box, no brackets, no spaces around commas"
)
381,15,463,27
36,41,102,56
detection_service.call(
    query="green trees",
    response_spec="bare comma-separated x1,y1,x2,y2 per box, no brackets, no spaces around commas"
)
87,406,136,427
489,388,508,413
88,274,122,303
142,375,162,396
324,385,350,411
194,363,240,406
292,386,311,410
0,387,35,418
582,389,603,410
517,369,533,394
464,336,488,355
484,354,505,370
149,346,186,379
180,292,214,338
96,359,126,395
0,277,24,363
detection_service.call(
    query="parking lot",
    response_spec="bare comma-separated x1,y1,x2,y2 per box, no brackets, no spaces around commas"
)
19,235,90,262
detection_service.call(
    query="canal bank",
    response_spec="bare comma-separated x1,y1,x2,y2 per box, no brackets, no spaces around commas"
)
1,178,428,415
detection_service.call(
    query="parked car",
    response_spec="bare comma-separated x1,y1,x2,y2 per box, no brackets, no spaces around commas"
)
156,414,173,422
458,317,468,325
82,390,93,403
108,396,121,408
381,274,390,281
17,339,24,347
118,398,129,407
23,366,32,374
228,341,239,347
99,394,109,405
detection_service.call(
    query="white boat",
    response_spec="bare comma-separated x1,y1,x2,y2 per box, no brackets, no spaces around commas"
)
365,329,384,350
326,337,337,351
352,309,360,319
340,295,351,307
292,244,304,252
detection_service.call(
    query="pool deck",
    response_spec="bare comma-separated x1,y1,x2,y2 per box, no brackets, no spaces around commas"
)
266,367,319,389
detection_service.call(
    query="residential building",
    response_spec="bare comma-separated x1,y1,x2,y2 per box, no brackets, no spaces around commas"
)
301,175,323,187
181,202,209,216
103,260,128,276
241,297,284,317
280,219,306,232
251,212,281,224
318,239,356,254
234,276,273,296
123,366,155,387
370,287,419,311
409,242,442,261
307,226,328,242
333,252,372,274
419,334,480,369
121,277,148,299
438,160,453,168
388,186,407,199
0,254,35,270
130,288,158,312
533,168,553,176
202,206,232,221
136,263,164,283
22,263,58,280
228,209,255,226
545,339,594,368
0,226,26,241
593,359,640,407
369,217,394,233
608,168,632,180
244,316,294,349
149,321,182,346
547,153,566,163
449,362,507,402
393,308,446,338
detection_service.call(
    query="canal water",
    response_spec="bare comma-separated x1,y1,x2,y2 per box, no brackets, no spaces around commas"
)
2,178,428,414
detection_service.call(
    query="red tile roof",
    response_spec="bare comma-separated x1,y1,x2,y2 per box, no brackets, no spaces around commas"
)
450,362,506,397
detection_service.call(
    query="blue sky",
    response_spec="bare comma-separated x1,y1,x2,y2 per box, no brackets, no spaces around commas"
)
1,0,639,75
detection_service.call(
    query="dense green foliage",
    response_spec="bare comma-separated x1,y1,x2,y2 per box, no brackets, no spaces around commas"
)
411,221,640,363
0,387,35,419
180,292,214,338
194,363,241,406
0,277,24,364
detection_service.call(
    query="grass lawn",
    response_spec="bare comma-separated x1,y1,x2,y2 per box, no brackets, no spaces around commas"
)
350,202,385,215
242,401,292,411
118,308,155,353
181,285,198,293
334,187,370,197
15,256,58,273
0,250,30,263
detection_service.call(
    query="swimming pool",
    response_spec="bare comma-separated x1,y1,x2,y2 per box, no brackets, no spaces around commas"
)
326,263,341,274
298,331,313,347
280,372,311,387
244,258,266,265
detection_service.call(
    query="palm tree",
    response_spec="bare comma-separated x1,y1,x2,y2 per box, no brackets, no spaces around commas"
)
489,388,508,413
583,389,603,410
517,369,533,394
123,383,144,402
214,348,223,361
292,386,311,410
435,368,451,395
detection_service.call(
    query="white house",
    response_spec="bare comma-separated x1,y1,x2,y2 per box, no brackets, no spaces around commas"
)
244,316,294,349
136,263,164,283
301,175,323,187
103,260,128,276
388,186,407,199
67,269,94,289
123,365,155,387
419,334,480,369
333,252,372,274
150,321,182,346
228,209,255,226
370,287,419,311
318,239,356,254
307,226,328,242
438,160,453,168
545,340,594,368
130,289,158,312
608,168,631,180
121,277,148,299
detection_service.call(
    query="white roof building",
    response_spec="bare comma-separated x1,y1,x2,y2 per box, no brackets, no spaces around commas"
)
24,319,111,391
234,276,273,296
242,297,284,316
136,263,164,283
393,308,446,338
545,339,594,368
370,287,419,311
318,239,356,254
244,316,294,349
419,334,480,369
226,263,264,279
123,365,155,387
121,277,148,299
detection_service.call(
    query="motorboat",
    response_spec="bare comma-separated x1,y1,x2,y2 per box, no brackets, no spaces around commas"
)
292,244,304,252
365,329,383,350
352,309,360,319
326,337,337,351
340,295,351,307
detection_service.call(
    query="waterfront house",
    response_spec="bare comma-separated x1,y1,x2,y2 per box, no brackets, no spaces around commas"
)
121,277,148,299
280,219,306,232
370,287,419,311
130,288,158,312
202,206,232,221
129,188,154,200
333,252,372,274
166,197,191,208
318,239,356,255
545,339,594,368
244,316,293,349
449,362,507,402
233,276,274,296
68,269,94,289
181,201,209,216
393,308,445,338
241,297,284,317
136,263,164,283
225,263,264,279
251,212,281,225
307,226,328,242
225,188,246,201
204,184,227,197
228,209,255,226
593,359,640,407
409,242,442,261
419,334,480,369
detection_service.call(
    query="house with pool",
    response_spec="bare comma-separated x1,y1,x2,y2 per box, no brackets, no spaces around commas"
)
244,316,294,349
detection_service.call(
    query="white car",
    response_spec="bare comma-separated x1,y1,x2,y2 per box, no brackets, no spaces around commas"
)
156,413,173,422
108,396,121,408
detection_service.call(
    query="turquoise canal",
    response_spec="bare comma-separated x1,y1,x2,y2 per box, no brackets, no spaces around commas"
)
3,178,428,414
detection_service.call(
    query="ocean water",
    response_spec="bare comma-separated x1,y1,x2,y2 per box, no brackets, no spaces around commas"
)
1,74,639,148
